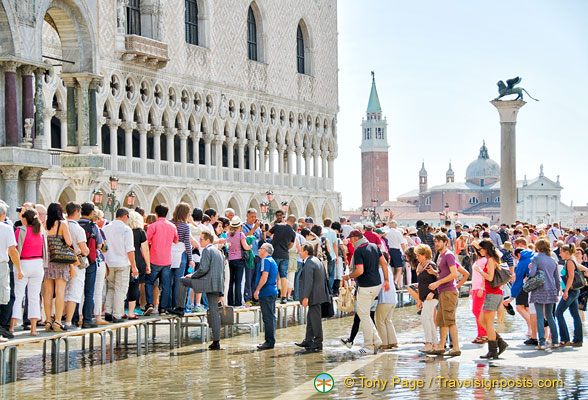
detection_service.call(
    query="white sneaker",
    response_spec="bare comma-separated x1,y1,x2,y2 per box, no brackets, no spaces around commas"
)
0,336,8,343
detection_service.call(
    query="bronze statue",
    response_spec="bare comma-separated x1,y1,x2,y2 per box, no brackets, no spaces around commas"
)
494,77,539,101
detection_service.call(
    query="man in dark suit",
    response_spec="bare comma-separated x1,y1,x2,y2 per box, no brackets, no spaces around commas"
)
295,243,330,351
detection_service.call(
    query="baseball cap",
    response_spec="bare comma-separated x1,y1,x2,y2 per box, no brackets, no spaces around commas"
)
375,228,385,235
348,229,363,239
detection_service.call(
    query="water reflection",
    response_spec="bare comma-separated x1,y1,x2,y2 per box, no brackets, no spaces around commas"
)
2,301,587,399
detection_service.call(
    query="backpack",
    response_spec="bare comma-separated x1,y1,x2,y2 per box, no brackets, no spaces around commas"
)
78,218,98,263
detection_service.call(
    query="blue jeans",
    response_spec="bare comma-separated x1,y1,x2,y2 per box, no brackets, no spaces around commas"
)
243,256,259,302
294,261,304,300
75,262,97,323
228,259,246,306
535,303,558,346
556,289,583,343
145,264,172,311
259,295,277,345
327,259,335,294
172,254,187,308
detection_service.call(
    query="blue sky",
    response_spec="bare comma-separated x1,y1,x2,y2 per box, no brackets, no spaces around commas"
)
335,0,588,209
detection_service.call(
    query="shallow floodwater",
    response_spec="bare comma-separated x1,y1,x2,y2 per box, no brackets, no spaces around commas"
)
2,299,587,399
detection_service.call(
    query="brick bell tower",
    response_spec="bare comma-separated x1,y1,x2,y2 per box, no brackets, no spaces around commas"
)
361,71,389,207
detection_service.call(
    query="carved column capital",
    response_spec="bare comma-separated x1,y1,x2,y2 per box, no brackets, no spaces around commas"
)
178,129,190,140
0,166,22,180
203,133,214,144
2,61,19,73
21,167,44,181
137,123,151,133
107,118,122,129
21,65,36,76
151,125,164,136
44,108,56,119
164,127,178,137
121,121,137,131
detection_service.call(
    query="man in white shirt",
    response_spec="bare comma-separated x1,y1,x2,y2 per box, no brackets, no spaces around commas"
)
0,203,19,341
547,223,563,247
103,208,137,322
386,220,405,289
64,202,89,329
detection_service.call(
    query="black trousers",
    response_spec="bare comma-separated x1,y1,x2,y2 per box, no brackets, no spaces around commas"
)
304,304,323,345
349,311,375,342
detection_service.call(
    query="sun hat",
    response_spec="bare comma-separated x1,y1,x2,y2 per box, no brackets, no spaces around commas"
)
230,216,243,228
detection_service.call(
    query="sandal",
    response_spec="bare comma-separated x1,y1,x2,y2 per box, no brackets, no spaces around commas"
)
127,315,139,320
52,322,66,332
45,322,53,332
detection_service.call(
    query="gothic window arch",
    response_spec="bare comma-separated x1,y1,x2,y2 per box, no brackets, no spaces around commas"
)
469,196,479,204
247,5,258,61
127,0,141,35
185,0,199,45
297,24,305,73
425,196,431,206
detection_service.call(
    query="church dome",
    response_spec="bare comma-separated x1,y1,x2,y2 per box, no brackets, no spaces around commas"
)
466,141,500,181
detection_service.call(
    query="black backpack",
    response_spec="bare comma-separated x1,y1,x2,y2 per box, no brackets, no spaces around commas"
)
321,237,332,262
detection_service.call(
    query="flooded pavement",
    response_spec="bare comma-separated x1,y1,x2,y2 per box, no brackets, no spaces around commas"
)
2,299,588,399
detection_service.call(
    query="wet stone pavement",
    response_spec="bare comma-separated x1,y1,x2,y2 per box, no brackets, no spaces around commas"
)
2,299,588,399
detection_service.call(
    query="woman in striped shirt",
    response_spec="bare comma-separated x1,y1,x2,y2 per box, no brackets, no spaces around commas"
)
171,203,194,310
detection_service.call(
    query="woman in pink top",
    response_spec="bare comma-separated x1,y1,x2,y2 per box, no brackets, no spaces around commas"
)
470,241,488,344
226,217,251,307
12,209,45,336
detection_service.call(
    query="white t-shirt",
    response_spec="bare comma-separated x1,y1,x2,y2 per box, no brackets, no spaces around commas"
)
386,228,404,250
67,220,87,255
103,220,135,268
0,223,17,263
341,224,353,238
547,227,562,244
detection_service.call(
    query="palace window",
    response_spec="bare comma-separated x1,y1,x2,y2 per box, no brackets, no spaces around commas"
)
185,0,199,45
469,196,479,204
127,0,141,36
297,24,305,73
425,196,431,205
247,6,258,61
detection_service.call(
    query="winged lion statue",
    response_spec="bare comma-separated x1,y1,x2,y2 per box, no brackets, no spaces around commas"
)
494,77,539,101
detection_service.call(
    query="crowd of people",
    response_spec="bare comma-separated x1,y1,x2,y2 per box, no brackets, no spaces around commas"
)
0,198,587,358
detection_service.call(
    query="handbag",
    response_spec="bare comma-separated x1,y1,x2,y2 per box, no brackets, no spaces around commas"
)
337,281,355,312
490,262,512,288
207,304,234,325
568,260,587,290
47,221,78,264
241,243,251,263
523,269,545,293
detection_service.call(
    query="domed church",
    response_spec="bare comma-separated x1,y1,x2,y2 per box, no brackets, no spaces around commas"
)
397,141,573,225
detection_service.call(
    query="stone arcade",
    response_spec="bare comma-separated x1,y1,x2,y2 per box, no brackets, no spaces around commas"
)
0,0,340,221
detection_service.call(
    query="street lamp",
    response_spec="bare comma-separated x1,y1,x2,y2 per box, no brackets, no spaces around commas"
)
93,176,135,220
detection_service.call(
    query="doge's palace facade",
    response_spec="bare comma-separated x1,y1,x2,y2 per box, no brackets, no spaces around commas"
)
0,0,340,221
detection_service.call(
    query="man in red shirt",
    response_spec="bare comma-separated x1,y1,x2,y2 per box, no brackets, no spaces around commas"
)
144,204,178,315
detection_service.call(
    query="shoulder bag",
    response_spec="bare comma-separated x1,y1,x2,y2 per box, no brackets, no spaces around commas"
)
523,269,545,293
490,262,512,288
47,221,78,264
240,234,251,263
569,259,587,290
337,280,355,313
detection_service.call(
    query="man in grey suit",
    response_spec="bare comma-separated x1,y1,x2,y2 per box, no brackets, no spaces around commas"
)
170,230,225,350
295,243,330,351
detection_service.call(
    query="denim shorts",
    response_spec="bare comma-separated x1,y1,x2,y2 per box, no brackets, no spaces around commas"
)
274,258,289,278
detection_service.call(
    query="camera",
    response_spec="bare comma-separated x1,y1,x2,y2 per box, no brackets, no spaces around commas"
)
16,207,22,213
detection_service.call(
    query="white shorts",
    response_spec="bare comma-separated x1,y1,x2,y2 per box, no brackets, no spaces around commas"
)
287,271,295,289
65,265,86,303
529,303,536,315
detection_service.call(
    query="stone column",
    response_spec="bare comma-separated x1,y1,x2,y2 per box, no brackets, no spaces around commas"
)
313,149,320,189
226,137,236,181
56,111,68,150
0,166,21,221
4,62,19,146
22,168,44,204
237,138,246,183
491,100,526,224
76,77,92,152
287,146,294,187
304,148,312,187
165,127,176,175
97,116,106,153
268,142,276,186
248,141,257,183
107,119,121,171
214,136,223,181
179,129,189,177
204,133,213,180
21,66,36,144
321,151,328,190
61,76,77,149
152,125,163,175
260,141,268,185
34,69,48,149
192,132,201,177
138,123,150,174
44,108,56,148
89,78,102,150
327,154,335,190
295,147,303,187
122,121,136,172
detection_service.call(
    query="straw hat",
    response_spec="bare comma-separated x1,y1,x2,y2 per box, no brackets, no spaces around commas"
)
230,216,243,228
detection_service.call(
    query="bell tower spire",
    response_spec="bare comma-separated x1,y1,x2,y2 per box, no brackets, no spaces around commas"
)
361,71,389,207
